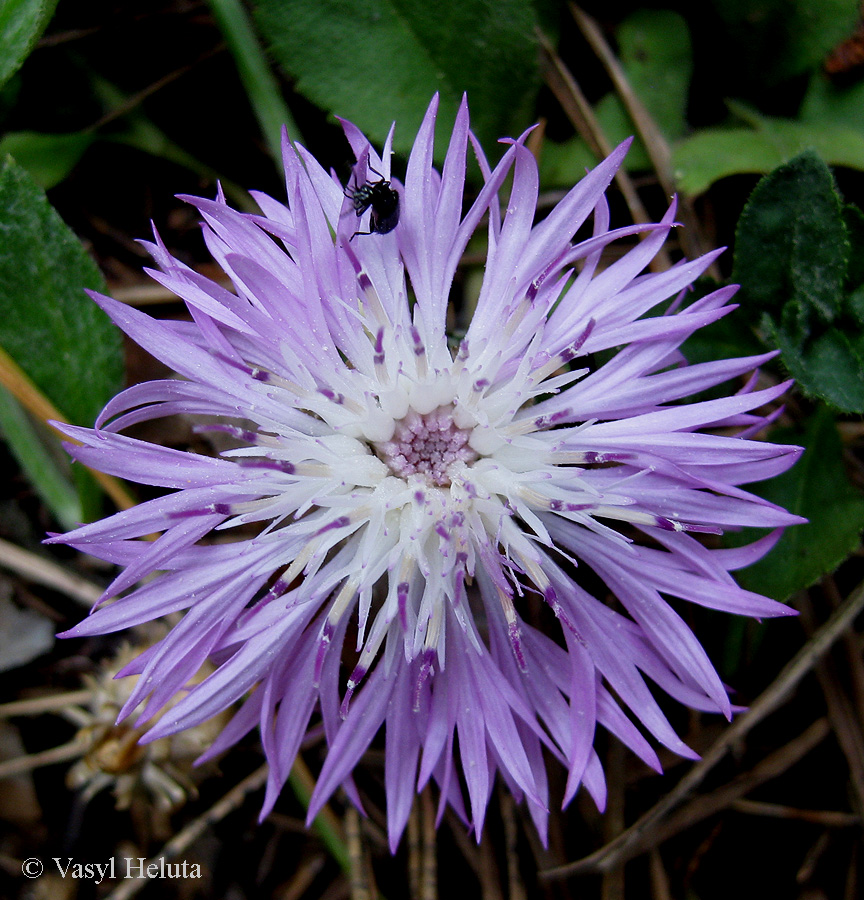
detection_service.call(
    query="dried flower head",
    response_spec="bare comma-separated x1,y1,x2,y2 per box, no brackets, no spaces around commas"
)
66,628,226,813
52,95,802,849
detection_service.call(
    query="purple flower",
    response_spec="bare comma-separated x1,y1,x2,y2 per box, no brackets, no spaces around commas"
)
51,95,803,850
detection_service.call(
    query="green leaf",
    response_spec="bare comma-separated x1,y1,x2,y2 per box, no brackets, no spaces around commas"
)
843,203,864,291
538,137,597,190
849,284,864,326
615,10,692,141
540,10,693,183
0,159,123,429
732,152,864,410
729,407,864,600
594,94,650,169
0,0,58,90
0,131,93,188
0,388,80,529
253,0,540,157
770,0,859,80
771,324,864,413
800,71,864,135
672,120,864,196
733,151,847,324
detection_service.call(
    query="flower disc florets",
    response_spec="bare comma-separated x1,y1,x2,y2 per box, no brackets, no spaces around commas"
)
52,94,804,851
374,405,477,486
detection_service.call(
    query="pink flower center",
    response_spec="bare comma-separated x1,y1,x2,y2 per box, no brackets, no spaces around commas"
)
375,406,478,486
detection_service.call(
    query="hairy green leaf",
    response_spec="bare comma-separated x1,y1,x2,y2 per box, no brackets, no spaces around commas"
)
771,324,864,412
730,407,864,600
0,0,58,90
734,151,847,323
843,204,864,292
733,152,864,409
253,0,539,157
0,159,123,429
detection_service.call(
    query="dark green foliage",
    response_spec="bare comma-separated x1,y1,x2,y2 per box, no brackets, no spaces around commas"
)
253,0,540,158
728,407,864,601
733,152,864,412
0,159,123,429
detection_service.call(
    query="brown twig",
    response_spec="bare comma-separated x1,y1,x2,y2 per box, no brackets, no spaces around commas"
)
0,538,103,609
541,578,864,879
824,576,864,748
646,717,830,851
277,853,326,900
730,798,859,827
844,842,860,900
103,763,269,900
87,44,225,133
797,592,864,817
0,690,93,719
796,830,830,884
445,809,503,900
535,28,673,273
568,3,718,274
649,849,673,900
499,788,527,900
408,800,422,899
0,345,135,511
420,788,437,900
346,806,377,900
478,837,505,900
602,740,626,900
0,737,88,779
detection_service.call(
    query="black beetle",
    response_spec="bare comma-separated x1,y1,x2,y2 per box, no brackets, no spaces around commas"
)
346,165,399,240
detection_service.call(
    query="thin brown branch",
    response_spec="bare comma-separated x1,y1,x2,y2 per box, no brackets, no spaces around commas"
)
346,806,377,900
0,538,103,609
500,788,527,900
103,763,269,900
0,738,88,779
277,853,326,900
648,717,830,850
535,28,673,273
569,3,674,192
796,831,830,884
420,788,437,900
568,3,717,272
408,799,422,900
649,849,673,900
0,345,135,511
478,837,505,900
602,740,626,900
87,44,225,132
541,578,864,880
0,690,93,719
844,841,859,900
730,798,859,827
798,592,864,817
445,809,503,900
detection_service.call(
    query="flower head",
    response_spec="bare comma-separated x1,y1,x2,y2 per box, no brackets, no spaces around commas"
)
53,95,803,849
